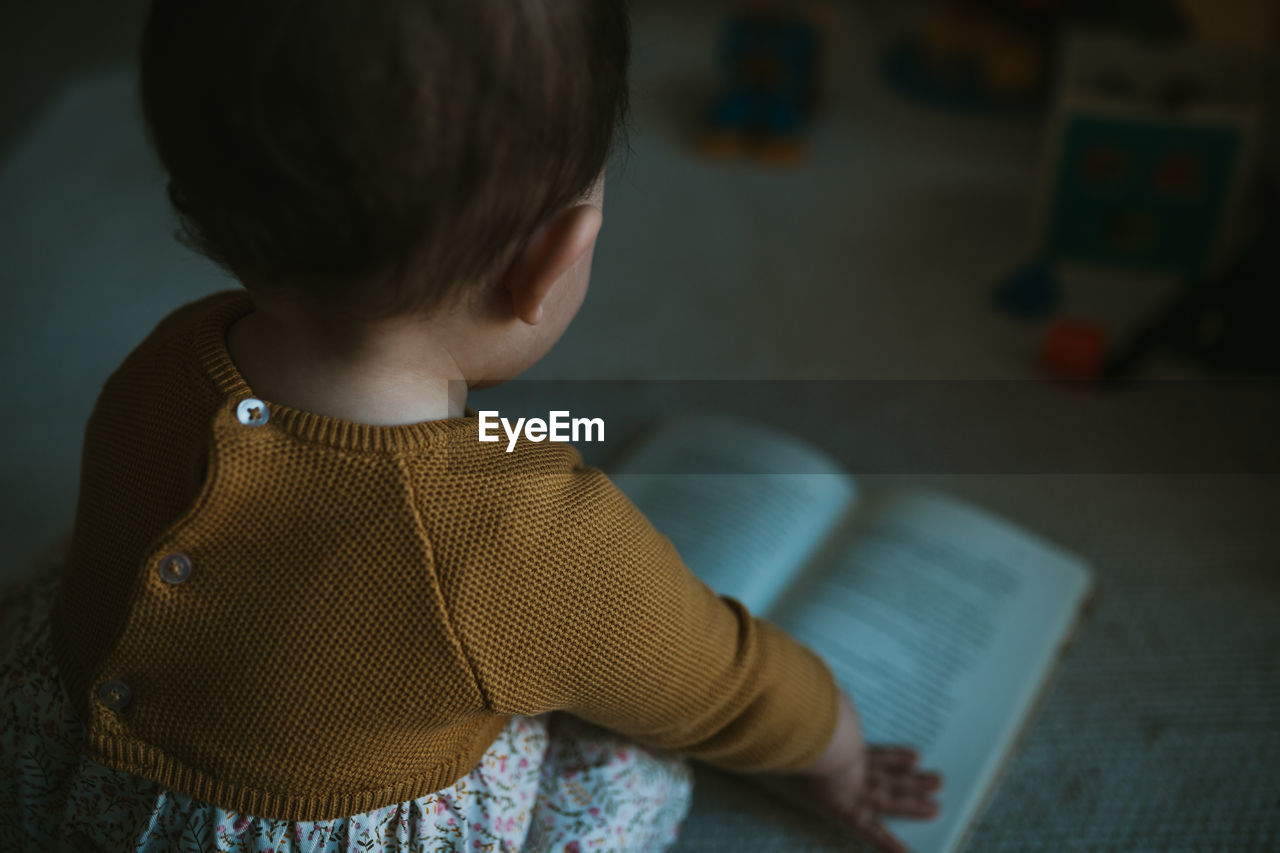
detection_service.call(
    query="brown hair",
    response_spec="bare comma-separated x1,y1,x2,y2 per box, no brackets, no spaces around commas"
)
139,0,631,324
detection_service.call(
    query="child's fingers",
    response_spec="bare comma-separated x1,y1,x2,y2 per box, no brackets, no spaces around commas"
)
873,764,943,789
914,770,943,792
867,766,942,792
868,788,940,819
867,753,944,792
878,793,940,819
866,769,943,819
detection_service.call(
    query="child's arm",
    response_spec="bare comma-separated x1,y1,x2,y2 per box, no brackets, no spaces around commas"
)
436,450,843,775
752,689,944,853
431,444,943,847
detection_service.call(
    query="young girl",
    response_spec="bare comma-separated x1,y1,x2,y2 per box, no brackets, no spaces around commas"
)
0,1,942,850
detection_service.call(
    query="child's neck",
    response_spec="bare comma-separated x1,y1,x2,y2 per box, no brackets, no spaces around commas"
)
225,309,469,425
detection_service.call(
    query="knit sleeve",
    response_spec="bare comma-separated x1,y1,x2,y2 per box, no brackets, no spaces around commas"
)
439,450,841,775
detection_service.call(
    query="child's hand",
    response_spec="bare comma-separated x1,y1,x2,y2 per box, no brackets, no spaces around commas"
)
750,691,943,852
852,745,943,851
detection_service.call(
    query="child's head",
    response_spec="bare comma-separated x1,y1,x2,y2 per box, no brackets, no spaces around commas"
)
139,0,630,384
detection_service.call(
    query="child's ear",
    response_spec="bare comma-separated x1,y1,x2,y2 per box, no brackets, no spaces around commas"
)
501,203,603,325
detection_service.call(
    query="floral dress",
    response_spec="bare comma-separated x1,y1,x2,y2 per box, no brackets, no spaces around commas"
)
1,552,694,852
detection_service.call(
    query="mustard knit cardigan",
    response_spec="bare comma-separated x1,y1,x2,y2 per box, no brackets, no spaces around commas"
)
50,289,840,822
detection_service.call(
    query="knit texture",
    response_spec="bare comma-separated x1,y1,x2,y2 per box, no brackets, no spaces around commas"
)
49,288,841,822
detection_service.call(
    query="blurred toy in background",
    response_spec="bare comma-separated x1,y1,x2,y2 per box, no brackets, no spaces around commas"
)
1176,0,1280,55
1103,207,1280,378
881,0,1207,114
697,0,829,166
1031,35,1261,278
882,0,1074,113
1040,316,1110,380
991,17,1273,380
994,257,1061,318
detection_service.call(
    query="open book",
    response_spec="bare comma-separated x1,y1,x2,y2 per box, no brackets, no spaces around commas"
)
612,415,1094,853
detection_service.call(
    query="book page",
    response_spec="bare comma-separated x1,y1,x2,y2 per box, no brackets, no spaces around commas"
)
769,490,1093,853
613,416,858,615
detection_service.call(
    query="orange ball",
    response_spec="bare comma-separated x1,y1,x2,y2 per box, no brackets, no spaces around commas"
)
1041,318,1109,380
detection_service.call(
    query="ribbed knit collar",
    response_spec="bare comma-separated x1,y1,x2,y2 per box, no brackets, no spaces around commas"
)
193,288,479,454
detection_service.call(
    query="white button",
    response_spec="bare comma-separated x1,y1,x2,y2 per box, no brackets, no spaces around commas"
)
159,552,192,584
99,680,131,711
236,397,269,427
